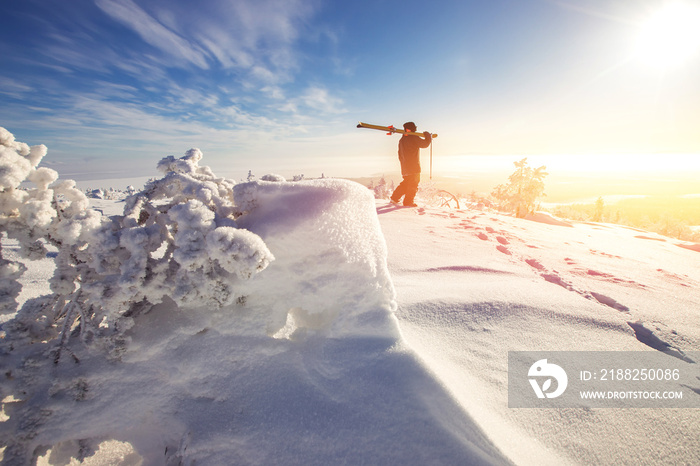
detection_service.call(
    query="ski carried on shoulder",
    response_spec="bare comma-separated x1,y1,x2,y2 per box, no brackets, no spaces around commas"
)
357,122,438,138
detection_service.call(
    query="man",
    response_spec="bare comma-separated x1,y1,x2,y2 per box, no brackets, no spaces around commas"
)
390,121,432,207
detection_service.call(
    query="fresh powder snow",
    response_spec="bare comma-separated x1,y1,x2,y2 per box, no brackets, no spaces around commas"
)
1,128,699,464
380,201,699,465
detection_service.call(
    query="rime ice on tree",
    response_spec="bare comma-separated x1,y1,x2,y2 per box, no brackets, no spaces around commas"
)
492,158,548,218
0,128,273,356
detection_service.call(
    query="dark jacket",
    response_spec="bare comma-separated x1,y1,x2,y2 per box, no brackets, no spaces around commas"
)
398,134,432,176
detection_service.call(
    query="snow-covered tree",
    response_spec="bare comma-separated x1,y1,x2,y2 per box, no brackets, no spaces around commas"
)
1,128,274,360
373,176,391,199
1,127,99,316
491,158,548,218
0,129,277,461
261,174,286,182
593,197,605,222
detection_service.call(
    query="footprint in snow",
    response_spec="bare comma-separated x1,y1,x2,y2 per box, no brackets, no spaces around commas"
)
584,270,647,289
590,249,623,259
635,235,666,242
590,292,630,312
627,321,695,363
525,258,545,270
656,268,693,288
541,273,573,290
496,245,511,255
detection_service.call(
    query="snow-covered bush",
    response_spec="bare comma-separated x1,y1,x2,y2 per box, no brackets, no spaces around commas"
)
372,176,393,199
85,186,135,200
0,130,276,461
491,158,548,218
1,127,101,316
261,173,286,182
87,148,275,315
1,128,273,359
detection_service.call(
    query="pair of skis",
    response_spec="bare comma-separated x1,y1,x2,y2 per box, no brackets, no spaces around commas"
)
356,122,438,138
357,121,437,179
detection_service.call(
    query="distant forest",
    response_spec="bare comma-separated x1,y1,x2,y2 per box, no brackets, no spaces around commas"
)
358,174,700,243
549,196,700,242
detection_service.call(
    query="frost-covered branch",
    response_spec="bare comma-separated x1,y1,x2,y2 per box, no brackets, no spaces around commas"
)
1,126,56,315
491,158,548,218
1,128,274,357
0,129,279,462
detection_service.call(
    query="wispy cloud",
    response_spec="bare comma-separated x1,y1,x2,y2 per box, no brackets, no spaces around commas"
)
1,0,355,179
272,87,347,115
187,0,316,83
0,77,33,98
92,0,317,81
95,0,210,68
300,86,347,114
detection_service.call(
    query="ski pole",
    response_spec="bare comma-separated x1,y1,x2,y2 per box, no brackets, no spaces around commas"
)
430,139,433,180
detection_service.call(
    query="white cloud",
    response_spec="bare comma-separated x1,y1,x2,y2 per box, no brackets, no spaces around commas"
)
278,101,298,113
184,0,314,78
0,77,33,98
261,85,286,100
95,0,210,69
92,0,319,86
112,56,170,83
300,86,347,114
43,38,114,74
1,0,352,178
199,35,253,69
162,84,220,109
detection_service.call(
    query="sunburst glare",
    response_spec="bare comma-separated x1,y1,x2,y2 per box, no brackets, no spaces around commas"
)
634,2,700,69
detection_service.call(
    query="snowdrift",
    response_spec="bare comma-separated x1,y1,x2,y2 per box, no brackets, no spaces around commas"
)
1,178,509,465
380,201,699,465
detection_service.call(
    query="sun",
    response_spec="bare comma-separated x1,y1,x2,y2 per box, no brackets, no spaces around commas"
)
634,2,700,69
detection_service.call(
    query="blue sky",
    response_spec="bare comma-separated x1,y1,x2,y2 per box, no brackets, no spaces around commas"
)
2,0,699,182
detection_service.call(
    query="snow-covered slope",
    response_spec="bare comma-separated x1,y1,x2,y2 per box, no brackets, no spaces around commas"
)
1,180,508,465
1,180,698,465
380,201,699,465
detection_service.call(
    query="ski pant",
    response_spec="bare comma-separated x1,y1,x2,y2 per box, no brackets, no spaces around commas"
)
391,174,420,205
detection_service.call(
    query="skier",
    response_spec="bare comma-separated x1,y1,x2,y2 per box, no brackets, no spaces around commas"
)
390,122,432,207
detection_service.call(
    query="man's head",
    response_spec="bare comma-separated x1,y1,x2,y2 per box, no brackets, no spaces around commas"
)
403,122,417,132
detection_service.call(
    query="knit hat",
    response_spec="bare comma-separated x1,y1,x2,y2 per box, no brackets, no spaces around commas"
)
403,122,417,132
